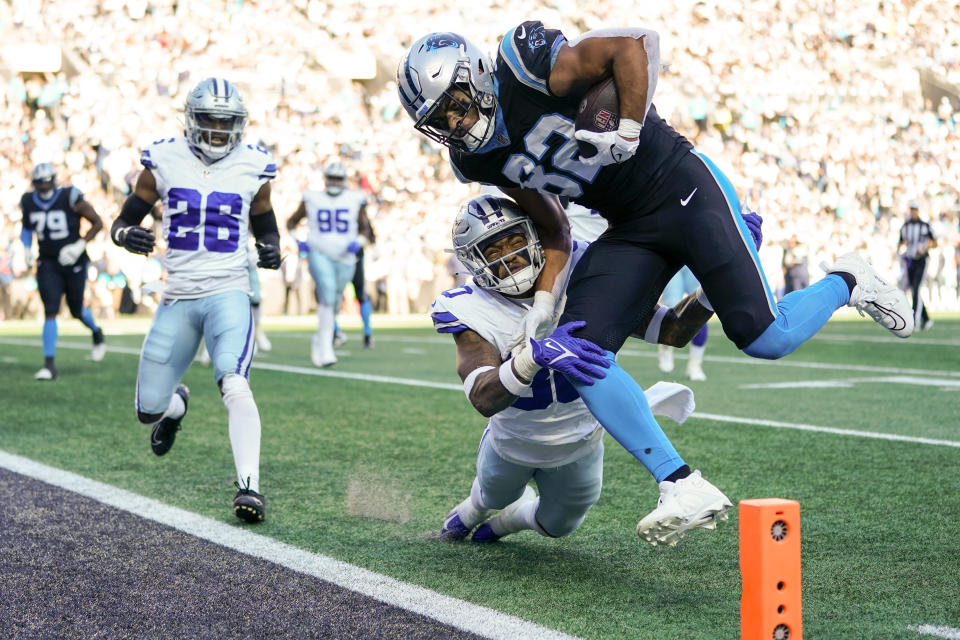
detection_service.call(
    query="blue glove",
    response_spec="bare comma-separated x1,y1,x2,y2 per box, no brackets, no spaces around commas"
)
347,240,363,255
742,211,763,250
529,321,610,385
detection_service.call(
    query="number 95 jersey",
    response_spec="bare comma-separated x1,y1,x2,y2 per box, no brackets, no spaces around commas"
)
140,137,277,298
301,189,368,264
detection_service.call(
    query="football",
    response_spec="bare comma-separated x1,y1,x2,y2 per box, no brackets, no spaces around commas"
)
574,77,620,158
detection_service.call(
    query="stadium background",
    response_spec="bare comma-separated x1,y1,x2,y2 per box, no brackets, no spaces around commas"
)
1,0,958,321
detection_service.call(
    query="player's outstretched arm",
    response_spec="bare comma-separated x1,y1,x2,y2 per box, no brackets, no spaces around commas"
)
501,187,571,344
454,329,526,418
112,168,159,255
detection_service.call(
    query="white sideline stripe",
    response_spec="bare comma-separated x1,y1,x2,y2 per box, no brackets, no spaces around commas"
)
4,335,960,380
0,450,580,640
909,625,960,639
694,413,960,448
814,334,960,347
2,338,957,448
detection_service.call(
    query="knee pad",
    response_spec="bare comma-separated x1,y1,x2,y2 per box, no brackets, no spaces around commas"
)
137,410,164,425
219,373,252,403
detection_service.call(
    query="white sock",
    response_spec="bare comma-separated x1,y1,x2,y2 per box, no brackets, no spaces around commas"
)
491,497,543,536
163,391,186,421
317,303,336,362
688,343,705,365
454,477,494,528
221,374,261,493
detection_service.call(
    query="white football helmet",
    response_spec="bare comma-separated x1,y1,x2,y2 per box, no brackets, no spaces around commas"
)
452,195,544,296
31,163,57,199
184,77,248,162
397,32,497,152
324,161,347,196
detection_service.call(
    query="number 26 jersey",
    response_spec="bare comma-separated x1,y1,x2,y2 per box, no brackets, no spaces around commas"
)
140,137,276,299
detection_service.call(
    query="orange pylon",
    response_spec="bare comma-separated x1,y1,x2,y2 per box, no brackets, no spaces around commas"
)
739,499,802,640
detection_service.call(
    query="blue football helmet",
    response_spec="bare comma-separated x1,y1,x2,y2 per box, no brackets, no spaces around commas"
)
184,77,248,162
397,33,497,152
452,195,544,295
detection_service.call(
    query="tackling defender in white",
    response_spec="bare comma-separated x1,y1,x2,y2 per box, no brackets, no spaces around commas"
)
111,77,281,523
433,195,730,546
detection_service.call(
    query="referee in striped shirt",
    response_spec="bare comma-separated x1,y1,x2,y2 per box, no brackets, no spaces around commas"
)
898,201,937,330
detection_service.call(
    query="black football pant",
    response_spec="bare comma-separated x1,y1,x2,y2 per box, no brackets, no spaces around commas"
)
906,256,929,325
561,150,777,353
37,257,88,319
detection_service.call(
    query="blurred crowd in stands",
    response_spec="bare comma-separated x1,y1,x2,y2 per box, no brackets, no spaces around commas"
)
1,0,958,322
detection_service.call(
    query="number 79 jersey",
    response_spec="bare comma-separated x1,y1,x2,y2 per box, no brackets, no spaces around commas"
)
140,137,277,299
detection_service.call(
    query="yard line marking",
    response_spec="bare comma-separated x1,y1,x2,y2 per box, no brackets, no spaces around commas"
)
743,376,960,390
813,334,960,347
3,338,957,447
8,335,957,379
908,625,960,639
694,413,960,448
0,450,581,640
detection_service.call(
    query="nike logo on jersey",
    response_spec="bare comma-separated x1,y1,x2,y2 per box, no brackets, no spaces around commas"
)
541,338,574,363
518,25,527,39
680,188,698,207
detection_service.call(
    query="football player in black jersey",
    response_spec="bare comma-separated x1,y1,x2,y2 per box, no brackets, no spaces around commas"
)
398,26,913,544
20,163,106,380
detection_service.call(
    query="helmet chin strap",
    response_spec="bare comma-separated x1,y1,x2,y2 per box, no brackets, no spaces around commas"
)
38,188,55,200
461,112,494,152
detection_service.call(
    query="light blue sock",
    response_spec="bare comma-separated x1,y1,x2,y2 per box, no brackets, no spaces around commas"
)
42,318,58,358
568,352,685,482
743,274,850,359
360,299,372,337
79,307,100,333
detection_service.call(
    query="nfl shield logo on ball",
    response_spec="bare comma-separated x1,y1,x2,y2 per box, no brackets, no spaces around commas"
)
594,109,619,132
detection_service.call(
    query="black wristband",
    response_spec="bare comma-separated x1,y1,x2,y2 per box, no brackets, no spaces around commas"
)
250,209,279,241
119,194,155,226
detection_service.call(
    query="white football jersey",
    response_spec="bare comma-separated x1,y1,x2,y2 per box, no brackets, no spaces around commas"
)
432,242,600,467
302,188,367,264
140,137,276,298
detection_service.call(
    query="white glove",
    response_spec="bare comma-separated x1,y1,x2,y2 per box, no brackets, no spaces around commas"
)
24,252,35,270
508,290,557,349
58,239,87,266
574,129,640,166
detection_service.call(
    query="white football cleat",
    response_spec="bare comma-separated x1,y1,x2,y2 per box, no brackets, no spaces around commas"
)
91,330,106,362
310,332,336,367
34,366,58,381
636,470,732,547
686,360,706,381
256,330,272,353
821,253,913,338
657,345,674,373
333,330,348,348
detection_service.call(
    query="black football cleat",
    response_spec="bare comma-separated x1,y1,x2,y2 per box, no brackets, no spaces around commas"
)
233,477,266,523
150,384,190,456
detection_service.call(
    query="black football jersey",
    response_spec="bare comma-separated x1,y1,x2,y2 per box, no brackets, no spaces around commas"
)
451,21,692,224
20,187,85,259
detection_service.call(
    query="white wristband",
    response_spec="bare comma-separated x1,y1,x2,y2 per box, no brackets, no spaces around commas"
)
695,287,714,312
643,305,670,344
463,365,495,401
499,359,532,396
617,118,643,139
